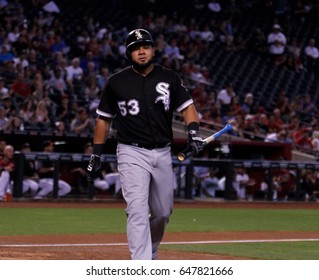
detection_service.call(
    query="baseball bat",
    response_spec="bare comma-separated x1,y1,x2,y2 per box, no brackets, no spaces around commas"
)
177,124,233,161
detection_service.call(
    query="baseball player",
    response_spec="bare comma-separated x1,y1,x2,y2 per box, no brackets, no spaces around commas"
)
86,29,205,260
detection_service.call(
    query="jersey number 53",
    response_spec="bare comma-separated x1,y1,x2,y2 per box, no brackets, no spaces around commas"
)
118,99,140,116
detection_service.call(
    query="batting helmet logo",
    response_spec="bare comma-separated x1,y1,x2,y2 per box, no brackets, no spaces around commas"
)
134,30,143,40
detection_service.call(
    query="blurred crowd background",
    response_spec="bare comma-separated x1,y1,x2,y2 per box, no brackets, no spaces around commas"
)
1,0,319,200
1,0,319,155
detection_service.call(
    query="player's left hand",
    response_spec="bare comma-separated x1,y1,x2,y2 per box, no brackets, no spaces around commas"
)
188,129,206,156
86,154,101,182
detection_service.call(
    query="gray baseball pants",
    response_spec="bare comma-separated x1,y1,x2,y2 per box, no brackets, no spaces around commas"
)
117,143,174,260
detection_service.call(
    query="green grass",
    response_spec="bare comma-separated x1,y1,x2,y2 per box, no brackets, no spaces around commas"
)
1,207,319,259
161,242,319,260
0,208,127,235
1,208,319,235
168,209,319,232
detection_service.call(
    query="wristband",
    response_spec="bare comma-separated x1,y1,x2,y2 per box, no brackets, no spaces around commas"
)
187,122,199,131
93,144,104,156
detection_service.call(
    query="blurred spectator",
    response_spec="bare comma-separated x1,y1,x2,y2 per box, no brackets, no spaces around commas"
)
304,38,319,73
34,99,50,130
35,140,71,199
292,126,312,150
80,50,99,77
46,66,67,94
301,170,319,201
241,92,255,115
232,167,256,200
191,83,208,107
0,145,14,201
264,129,290,143
0,44,14,63
0,139,6,156
200,24,214,43
164,38,183,70
10,72,32,99
84,76,100,101
311,130,319,157
89,89,102,114
2,94,17,116
55,94,70,123
50,34,69,54
272,108,285,130
193,149,219,197
219,17,235,51
242,114,259,140
4,115,24,132
96,66,110,89
217,82,236,116
20,142,39,197
0,105,9,130
301,94,318,118
275,90,292,122
66,57,83,93
255,113,269,135
267,24,287,65
261,167,296,201
70,107,94,135
99,37,116,67
54,120,67,135
287,113,301,133
286,37,304,72
7,25,20,44
228,95,243,117
13,49,29,69
194,164,220,198
0,76,9,98
190,64,205,84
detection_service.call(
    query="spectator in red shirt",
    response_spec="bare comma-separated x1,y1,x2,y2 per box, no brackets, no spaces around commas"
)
292,127,312,150
10,73,32,99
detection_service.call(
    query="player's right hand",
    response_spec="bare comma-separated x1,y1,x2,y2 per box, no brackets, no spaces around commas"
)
86,154,101,182
188,129,205,156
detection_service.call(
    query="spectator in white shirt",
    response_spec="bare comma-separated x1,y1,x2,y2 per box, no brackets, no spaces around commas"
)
267,24,287,65
66,57,83,93
304,38,319,73
217,82,236,116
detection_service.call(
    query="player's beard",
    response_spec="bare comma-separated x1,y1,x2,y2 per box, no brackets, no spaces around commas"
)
132,57,154,72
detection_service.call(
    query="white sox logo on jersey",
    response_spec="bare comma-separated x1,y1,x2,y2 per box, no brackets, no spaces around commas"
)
155,82,170,111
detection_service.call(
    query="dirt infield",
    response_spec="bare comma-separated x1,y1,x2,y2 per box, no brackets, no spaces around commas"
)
1,200,319,260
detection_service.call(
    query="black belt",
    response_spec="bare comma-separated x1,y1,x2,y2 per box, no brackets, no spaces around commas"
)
119,141,170,150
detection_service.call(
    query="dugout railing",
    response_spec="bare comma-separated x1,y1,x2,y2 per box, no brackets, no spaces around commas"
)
13,152,318,201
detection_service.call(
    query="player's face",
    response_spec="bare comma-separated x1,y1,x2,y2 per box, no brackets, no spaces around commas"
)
130,44,154,68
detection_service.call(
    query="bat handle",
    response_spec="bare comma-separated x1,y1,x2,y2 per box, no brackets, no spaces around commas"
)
177,148,194,162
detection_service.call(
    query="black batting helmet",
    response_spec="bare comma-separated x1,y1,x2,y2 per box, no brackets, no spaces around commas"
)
125,29,154,58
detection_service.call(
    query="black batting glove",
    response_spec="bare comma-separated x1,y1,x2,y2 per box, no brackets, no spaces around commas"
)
87,154,101,182
187,122,206,156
